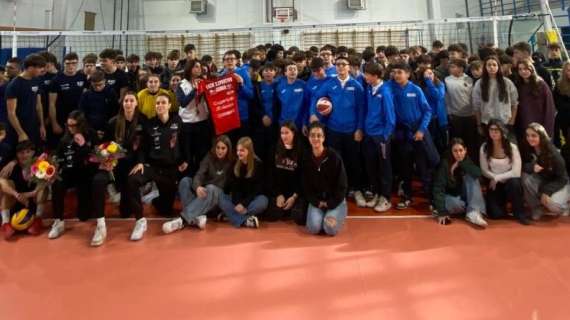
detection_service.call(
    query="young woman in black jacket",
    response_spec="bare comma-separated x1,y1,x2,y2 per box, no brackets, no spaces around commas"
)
89,92,147,246
218,136,268,228
303,122,348,236
521,122,570,220
264,121,307,225
48,110,98,240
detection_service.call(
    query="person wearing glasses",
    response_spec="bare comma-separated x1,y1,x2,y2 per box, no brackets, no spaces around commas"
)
319,45,338,77
220,50,254,144
311,55,367,208
48,52,88,148
303,122,348,236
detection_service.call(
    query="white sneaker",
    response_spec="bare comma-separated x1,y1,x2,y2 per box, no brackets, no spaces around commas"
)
365,194,379,208
162,217,184,234
91,225,107,247
107,184,121,204
130,218,147,241
466,210,488,228
354,191,367,208
244,216,259,228
374,196,392,213
48,219,65,239
195,215,207,230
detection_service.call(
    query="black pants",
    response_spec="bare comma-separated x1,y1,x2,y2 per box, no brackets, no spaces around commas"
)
326,129,362,191
92,160,133,219
394,131,437,199
486,178,526,220
228,120,250,147
449,115,479,164
52,168,94,221
252,123,278,165
125,165,178,219
364,136,392,199
180,120,213,177
263,196,307,226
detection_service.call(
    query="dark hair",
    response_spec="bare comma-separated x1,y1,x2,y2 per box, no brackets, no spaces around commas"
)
115,91,141,144
447,44,465,55
65,110,89,139
15,140,35,153
292,52,306,63
167,50,180,60
515,59,541,96
115,55,126,63
184,44,196,53
384,46,399,57
0,122,5,132
210,135,234,162
448,137,467,181
524,122,555,170
415,66,441,87
432,40,444,48
7,57,21,65
416,54,432,66
364,62,384,78
362,48,376,62
63,52,79,62
449,58,467,69
83,53,98,64
481,56,508,103
513,42,532,54
390,61,411,72
275,121,302,162
99,48,118,60
38,51,57,65
478,47,496,61
144,51,162,61
548,43,561,51
348,55,361,67
309,57,325,71
308,121,326,134
484,118,513,163
335,56,349,65
23,54,46,69
376,45,387,53
183,59,201,81
90,70,106,83
126,54,140,63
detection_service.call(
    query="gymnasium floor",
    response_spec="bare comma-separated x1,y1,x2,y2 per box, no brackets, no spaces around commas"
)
1,199,570,320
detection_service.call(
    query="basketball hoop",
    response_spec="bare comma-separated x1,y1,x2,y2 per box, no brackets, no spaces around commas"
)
274,7,292,24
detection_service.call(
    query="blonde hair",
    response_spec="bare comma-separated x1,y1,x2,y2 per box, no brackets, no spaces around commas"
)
557,62,570,96
234,137,256,178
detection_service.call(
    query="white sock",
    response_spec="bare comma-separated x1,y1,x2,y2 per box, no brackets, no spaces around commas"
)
1,210,9,224
36,204,44,217
97,217,106,227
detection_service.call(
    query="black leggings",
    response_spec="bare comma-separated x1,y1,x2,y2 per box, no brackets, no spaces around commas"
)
180,120,213,177
125,165,178,219
263,196,307,226
91,160,133,219
52,168,95,221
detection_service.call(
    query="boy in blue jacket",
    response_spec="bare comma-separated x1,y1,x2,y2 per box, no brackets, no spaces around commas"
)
390,62,439,210
306,57,331,127
312,56,367,206
275,60,309,131
363,62,396,212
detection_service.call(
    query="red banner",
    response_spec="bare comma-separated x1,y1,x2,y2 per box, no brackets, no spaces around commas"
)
199,74,241,135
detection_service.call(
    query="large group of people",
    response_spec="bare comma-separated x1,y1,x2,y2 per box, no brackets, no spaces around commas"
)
0,38,569,246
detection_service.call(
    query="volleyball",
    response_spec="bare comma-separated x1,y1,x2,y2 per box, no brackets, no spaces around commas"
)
316,97,332,116
11,208,35,231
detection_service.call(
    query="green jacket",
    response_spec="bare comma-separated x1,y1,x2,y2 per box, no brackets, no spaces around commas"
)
432,157,481,216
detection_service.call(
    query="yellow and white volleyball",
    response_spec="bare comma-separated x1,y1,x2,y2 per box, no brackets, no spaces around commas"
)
316,97,332,116
11,208,35,231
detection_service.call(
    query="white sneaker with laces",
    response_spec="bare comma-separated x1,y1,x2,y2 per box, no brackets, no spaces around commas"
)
162,217,184,234
48,219,65,239
365,194,379,208
107,184,121,204
91,224,107,247
374,196,392,213
244,216,259,228
354,191,367,208
195,215,207,230
466,210,488,228
130,218,148,241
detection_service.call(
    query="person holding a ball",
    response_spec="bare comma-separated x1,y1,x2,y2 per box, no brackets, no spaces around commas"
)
311,55,367,208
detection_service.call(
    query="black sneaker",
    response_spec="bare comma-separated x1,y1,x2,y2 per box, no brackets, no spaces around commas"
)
396,198,412,210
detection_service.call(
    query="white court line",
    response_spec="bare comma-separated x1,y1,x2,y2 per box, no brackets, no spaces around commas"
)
43,215,432,222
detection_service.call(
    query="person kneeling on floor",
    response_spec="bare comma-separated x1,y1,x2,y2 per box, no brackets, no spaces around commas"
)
303,122,348,236
432,138,487,227
1,140,47,239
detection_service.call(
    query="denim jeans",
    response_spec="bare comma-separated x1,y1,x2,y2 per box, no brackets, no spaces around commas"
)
178,177,223,223
444,175,486,215
522,173,570,217
306,200,348,236
218,193,268,227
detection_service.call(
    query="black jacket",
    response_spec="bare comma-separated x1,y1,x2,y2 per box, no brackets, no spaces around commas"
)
226,158,265,206
522,144,569,196
104,112,148,165
138,113,184,167
56,129,99,171
302,148,347,210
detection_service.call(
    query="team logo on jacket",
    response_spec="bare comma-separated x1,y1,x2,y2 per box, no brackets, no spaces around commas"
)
107,79,116,86
346,87,355,91
170,123,179,130
294,88,303,93
406,93,416,97
77,81,84,87
31,86,39,93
